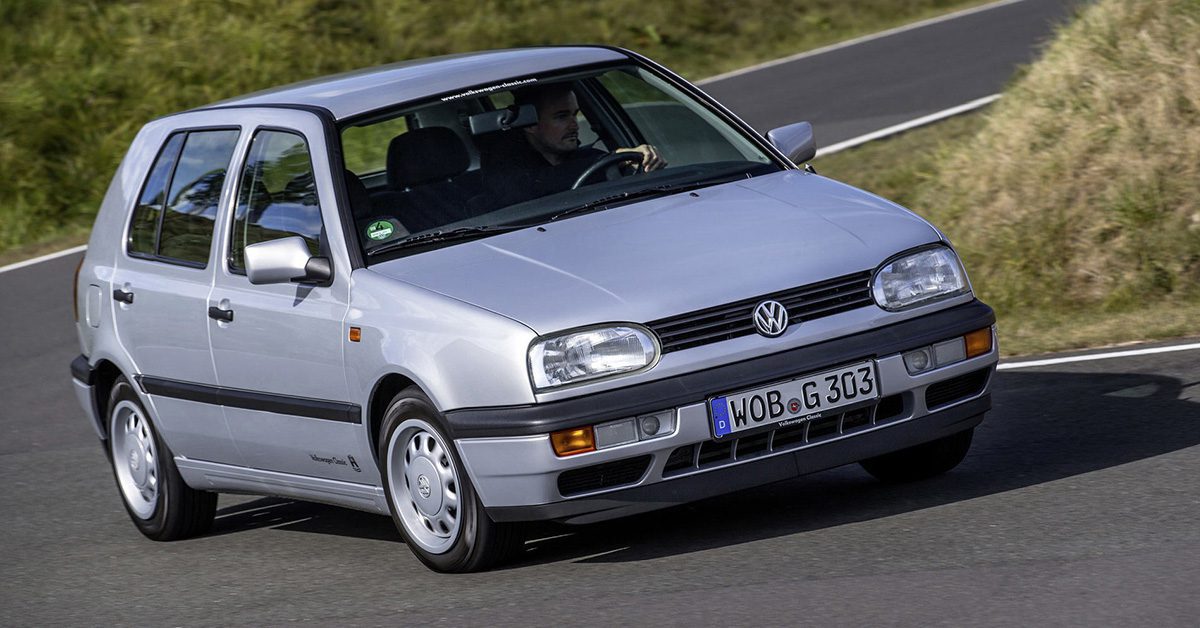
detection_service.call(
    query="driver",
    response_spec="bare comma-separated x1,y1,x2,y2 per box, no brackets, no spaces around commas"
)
484,83,666,206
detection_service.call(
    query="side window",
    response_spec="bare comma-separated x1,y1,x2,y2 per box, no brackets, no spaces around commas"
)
128,133,185,256
127,129,239,266
229,130,324,272
158,130,240,265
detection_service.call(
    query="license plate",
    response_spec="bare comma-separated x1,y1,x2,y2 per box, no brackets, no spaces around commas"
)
709,361,878,439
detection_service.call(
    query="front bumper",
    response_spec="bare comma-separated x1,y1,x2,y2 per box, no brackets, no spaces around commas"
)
452,300,998,523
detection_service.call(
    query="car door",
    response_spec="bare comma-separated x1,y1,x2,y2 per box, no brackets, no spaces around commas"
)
208,111,369,482
110,124,244,464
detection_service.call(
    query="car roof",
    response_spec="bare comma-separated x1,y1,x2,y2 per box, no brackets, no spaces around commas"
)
203,46,630,121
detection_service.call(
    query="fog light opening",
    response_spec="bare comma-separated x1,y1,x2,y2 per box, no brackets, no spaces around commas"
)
903,347,933,374
640,414,660,437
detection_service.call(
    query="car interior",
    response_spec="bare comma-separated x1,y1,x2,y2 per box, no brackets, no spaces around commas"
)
338,68,771,255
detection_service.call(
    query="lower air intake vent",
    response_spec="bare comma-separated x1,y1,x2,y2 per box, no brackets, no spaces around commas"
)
558,455,652,497
663,396,897,477
925,369,989,409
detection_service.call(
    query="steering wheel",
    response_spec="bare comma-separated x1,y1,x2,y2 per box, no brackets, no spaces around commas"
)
570,152,645,190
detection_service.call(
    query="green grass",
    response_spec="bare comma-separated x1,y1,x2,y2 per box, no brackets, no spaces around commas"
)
0,0,991,259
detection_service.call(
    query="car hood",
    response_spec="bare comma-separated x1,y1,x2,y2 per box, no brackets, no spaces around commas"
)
369,171,941,334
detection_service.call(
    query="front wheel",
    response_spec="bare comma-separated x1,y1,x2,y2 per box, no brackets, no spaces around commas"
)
107,376,216,540
379,387,522,572
859,427,974,483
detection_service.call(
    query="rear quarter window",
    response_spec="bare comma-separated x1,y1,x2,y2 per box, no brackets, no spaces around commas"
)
127,128,240,267
128,133,185,256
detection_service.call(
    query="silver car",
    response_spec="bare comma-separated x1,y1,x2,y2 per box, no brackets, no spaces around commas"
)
70,46,998,572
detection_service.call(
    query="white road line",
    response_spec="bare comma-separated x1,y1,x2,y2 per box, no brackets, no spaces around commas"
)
815,94,1000,158
698,0,1032,86
0,244,87,275
998,342,1200,370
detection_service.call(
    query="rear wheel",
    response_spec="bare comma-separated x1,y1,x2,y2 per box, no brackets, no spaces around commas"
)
107,377,216,540
859,427,974,483
379,387,522,572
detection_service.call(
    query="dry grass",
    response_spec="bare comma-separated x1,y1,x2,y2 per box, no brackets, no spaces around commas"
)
915,0,1200,314
998,299,1200,357
818,0,1200,355
818,107,1200,356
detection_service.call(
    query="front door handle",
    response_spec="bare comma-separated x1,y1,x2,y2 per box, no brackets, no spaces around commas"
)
207,306,234,323
112,289,134,304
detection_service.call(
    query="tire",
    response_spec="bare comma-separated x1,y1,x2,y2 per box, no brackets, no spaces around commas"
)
107,376,217,540
378,386,522,573
859,427,974,483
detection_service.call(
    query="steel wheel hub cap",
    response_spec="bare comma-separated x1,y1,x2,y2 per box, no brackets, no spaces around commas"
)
386,418,462,555
407,458,442,515
110,400,160,520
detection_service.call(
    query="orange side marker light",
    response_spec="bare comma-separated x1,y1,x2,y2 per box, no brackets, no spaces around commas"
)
551,426,596,456
964,327,992,358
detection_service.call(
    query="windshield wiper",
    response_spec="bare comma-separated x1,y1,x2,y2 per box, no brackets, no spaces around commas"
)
366,225,524,257
546,171,755,223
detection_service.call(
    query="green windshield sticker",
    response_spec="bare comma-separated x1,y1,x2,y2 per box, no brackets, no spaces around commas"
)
366,220,394,241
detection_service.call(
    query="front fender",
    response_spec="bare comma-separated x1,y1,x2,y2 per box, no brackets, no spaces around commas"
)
346,269,539,413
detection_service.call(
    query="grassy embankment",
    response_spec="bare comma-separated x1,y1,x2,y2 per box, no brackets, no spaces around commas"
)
0,0,988,264
817,0,1200,355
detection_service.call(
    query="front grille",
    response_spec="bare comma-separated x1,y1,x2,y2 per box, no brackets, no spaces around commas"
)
646,270,874,353
662,397,904,477
557,455,652,497
925,369,989,408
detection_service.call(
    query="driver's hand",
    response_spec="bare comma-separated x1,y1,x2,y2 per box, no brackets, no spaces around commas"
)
616,144,667,171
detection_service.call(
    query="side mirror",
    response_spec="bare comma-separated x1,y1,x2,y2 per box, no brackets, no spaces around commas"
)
767,121,816,165
244,236,331,286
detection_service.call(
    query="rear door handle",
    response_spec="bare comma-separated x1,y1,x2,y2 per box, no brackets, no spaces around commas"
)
207,306,234,323
112,289,134,304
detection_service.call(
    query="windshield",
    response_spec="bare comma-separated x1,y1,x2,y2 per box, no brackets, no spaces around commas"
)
339,63,782,261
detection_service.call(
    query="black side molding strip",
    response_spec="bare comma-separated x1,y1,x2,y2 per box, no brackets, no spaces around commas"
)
70,355,94,386
136,376,362,424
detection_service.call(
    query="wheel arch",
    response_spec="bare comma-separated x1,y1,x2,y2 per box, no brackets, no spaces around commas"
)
91,359,126,440
366,373,421,467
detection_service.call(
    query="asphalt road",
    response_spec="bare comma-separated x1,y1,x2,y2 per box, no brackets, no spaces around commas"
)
702,0,1079,139
4,343,1198,625
13,1,1195,626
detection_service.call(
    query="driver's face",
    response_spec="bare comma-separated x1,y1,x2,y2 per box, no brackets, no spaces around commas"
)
526,91,581,157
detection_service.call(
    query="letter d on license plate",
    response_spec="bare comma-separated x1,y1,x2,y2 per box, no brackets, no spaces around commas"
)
709,361,877,439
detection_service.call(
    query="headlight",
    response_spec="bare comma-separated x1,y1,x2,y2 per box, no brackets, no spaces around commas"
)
529,325,658,390
872,246,969,311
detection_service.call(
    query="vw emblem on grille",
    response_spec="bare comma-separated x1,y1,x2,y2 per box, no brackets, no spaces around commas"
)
753,300,789,338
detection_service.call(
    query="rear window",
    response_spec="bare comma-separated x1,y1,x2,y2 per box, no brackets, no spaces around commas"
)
127,128,240,267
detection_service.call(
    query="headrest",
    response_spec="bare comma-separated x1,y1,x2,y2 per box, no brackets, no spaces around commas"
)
387,127,470,188
343,170,371,220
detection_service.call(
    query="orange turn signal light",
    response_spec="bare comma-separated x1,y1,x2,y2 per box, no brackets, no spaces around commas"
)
551,426,596,456
349,326,361,342
965,327,992,359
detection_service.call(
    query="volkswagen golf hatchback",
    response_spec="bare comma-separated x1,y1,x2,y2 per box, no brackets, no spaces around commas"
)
71,46,998,572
